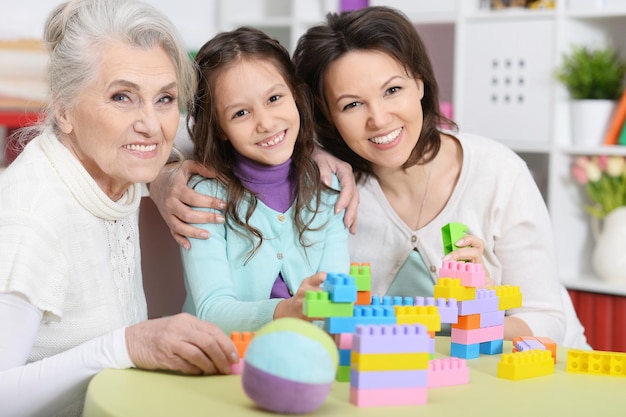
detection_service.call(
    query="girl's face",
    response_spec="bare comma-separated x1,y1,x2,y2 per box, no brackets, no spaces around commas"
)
57,40,179,200
323,50,425,173
214,59,300,166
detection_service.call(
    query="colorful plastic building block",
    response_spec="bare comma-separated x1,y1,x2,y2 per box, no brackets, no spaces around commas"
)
350,369,428,389
497,349,554,380
352,324,430,354
489,285,523,310
456,289,499,315
450,342,480,359
414,296,459,324
323,272,357,303
356,290,371,305
428,358,470,387
394,305,441,332
567,349,626,377
349,262,371,291
450,324,504,345
441,222,467,255
349,386,427,407
439,260,485,287
302,290,354,318
512,336,557,363
230,331,256,374
434,278,476,301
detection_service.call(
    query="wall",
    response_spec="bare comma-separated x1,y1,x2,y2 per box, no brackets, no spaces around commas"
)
1,0,219,50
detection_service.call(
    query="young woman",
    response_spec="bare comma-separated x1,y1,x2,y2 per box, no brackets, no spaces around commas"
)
292,6,588,348
180,27,350,334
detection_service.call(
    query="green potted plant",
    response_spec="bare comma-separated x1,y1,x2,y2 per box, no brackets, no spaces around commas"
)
555,45,626,146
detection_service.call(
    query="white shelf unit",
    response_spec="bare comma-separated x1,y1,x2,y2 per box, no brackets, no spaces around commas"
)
369,0,626,294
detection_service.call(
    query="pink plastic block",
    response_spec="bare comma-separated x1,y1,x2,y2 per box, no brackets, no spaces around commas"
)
350,369,428,389
428,358,470,387
439,260,459,278
349,386,428,407
456,262,485,287
480,310,505,327
334,333,353,350
457,289,499,315
414,296,458,324
230,360,245,375
353,324,430,354
450,324,504,345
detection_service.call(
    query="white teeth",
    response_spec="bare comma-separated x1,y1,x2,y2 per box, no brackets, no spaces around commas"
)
125,144,157,152
260,131,285,147
370,127,402,145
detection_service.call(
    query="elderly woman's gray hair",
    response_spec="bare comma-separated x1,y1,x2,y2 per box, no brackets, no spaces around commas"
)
42,0,195,135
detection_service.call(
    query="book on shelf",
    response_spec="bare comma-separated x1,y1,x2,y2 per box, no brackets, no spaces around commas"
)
618,118,626,145
603,88,626,145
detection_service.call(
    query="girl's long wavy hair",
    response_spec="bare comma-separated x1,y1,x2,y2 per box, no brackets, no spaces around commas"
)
188,27,328,261
293,6,457,184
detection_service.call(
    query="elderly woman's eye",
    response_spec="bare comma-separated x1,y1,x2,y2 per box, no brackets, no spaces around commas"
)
111,93,130,102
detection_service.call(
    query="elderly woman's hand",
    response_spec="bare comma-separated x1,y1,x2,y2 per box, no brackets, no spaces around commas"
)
125,313,239,375
149,160,226,250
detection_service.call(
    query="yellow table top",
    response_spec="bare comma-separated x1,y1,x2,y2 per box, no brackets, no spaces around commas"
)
84,337,625,417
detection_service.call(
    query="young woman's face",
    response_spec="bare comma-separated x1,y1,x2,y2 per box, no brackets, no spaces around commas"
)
214,59,300,166
57,40,179,200
323,50,425,172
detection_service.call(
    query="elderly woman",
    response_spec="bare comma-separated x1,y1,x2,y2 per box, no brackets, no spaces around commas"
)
0,1,238,416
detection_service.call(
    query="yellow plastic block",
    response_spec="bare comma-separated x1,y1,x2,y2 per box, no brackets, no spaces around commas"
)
434,278,476,301
351,352,430,371
567,349,626,377
394,305,441,332
497,349,554,380
489,285,522,310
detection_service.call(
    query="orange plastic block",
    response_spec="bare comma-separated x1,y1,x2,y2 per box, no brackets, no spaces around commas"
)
567,349,626,377
230,331,256,358
434,278,476,301
356,290,371,305
349,262,372,291
394,305,441,332
489,285,522,310
452,314,480,330
497,349,554,380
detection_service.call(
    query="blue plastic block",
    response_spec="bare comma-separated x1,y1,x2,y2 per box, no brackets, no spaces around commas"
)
450,342,480,359
323,272,357,303
480,339,504,355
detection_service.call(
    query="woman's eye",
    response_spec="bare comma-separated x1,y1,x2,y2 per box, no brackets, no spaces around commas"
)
158,95,176,104
268,94,281,103
385,86,401,96
111,93,130,102
342,102,360,111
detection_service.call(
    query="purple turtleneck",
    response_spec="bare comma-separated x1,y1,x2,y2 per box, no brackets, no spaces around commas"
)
233,151,296,298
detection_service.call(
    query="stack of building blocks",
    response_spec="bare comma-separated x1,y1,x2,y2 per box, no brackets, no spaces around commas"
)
230,331,256,374
567,349,626,377
349,324,431,407
512,336,557,363
497,349,554,380
349,262,372,305
437,222,522,360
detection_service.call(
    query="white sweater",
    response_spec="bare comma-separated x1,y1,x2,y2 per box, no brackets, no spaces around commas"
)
0,130,144,416
350,132,589,349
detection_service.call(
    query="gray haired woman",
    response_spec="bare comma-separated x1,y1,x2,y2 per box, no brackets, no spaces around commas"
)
0,1,238,416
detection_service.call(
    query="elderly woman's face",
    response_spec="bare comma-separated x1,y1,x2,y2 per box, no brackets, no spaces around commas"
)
57,40,179,200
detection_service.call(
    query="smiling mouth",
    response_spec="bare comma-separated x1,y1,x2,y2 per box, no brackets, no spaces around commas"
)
124,143,157,152
369,127,403,145
259,130,286,147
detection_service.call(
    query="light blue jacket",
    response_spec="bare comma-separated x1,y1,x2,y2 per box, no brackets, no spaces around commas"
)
181,175,350,334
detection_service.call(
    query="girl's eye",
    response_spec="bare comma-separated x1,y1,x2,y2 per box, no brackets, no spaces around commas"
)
234,109,249,118
268,94,281,103
342,102,360,111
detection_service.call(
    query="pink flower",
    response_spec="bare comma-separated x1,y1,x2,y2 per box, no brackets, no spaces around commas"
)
597,155,608,171
571,164,588,184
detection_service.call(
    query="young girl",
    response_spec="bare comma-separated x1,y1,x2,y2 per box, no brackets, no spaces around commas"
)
180,27,350,334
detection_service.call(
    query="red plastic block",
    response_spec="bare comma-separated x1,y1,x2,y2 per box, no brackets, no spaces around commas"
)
428,357,470,387
349,386,427,407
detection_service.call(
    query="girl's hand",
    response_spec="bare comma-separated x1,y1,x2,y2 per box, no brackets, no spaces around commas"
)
274,272,326,320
